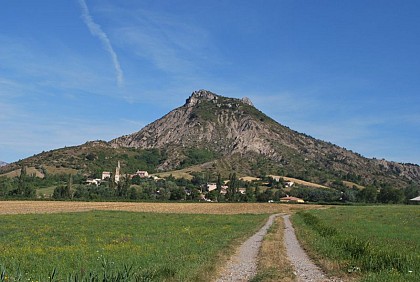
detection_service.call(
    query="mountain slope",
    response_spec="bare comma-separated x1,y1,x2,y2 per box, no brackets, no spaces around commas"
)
2,90,419,189
111,90,420,187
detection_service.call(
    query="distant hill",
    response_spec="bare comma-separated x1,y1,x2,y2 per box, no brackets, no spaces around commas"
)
0,161,7,167
1,90,419,189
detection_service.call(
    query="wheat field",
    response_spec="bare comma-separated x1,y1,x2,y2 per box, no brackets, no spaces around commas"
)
0,201,320,215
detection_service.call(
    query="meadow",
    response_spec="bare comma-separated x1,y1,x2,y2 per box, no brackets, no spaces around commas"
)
292,205,420,281
0,210,268,281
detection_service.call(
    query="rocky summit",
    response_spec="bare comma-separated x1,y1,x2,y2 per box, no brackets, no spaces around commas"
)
111,90,420,187
2,89,419,189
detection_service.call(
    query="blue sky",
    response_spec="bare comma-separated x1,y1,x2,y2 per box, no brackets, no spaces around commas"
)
1,0,419,165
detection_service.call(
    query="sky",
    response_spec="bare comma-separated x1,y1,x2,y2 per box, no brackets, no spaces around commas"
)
1,0,419,165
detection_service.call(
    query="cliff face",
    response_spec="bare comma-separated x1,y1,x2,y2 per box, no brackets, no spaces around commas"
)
111,90,275,157
111,90,420,185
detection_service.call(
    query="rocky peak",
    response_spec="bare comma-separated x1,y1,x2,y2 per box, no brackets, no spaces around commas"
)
241,97,254,107
185,89,219,107
185,89,255,109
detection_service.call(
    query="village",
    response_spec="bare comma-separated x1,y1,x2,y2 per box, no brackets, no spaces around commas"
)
84,161,304,203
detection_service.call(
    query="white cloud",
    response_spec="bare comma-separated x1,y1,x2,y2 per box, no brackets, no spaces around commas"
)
79,0,124,87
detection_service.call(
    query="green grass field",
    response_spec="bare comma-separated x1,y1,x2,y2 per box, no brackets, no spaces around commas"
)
292,205,420,281
0,211,267,281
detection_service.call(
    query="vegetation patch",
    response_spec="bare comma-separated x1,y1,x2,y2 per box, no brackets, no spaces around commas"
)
251,217,295,282
180,148,218,168
0,211,267,281
292,206,420,281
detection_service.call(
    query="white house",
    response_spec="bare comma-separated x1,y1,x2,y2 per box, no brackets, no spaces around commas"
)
134,170,149,178
101,171,111,180
86,179,102,186
410,196,420,202
207,183,218,192
285,181,295,188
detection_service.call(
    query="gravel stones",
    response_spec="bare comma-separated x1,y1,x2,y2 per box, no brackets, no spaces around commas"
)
216,214,282,282
283,214,340,282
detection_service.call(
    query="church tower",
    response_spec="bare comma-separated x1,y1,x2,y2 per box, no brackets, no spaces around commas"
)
114,161,121,183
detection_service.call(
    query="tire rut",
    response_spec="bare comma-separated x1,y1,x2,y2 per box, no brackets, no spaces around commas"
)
215,213,282,282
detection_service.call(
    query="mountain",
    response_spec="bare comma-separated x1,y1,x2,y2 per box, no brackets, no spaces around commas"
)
111,90,420,187
0,161,7,167
1,90,419,188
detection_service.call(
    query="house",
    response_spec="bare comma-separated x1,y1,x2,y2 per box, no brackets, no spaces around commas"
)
101,161,122,183
134,170,149,178
285,181,295,188
207,183,218,192
101,171,111,180
238,188,246,195
206,184,229,193
86,179,102,186
410,196,420,202
272,176,282,182
280,196,304,203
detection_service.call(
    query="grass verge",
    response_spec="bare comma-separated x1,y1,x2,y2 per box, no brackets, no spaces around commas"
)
292,205,420,282
251,217,295,282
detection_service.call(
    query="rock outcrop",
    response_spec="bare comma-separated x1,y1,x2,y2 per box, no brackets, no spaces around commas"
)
111,90,420,186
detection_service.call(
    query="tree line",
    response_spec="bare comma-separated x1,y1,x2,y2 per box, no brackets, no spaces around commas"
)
0,167,419,204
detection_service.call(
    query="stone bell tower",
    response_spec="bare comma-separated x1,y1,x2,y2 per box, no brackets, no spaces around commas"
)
114,161,121,183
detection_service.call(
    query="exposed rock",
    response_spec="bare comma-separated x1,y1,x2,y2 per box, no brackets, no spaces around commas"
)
4,89,419,188
185,89,218,107
110,89,420,186
241,97,254,107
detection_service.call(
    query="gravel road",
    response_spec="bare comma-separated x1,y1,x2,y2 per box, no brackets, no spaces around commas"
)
283,214,339,282
216,213,282,282
216,213,341,282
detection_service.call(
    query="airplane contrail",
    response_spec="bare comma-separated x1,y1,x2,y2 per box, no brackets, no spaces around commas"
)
79,0,124,87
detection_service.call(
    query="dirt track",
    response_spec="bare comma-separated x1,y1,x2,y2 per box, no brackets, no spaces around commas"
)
0,201,320,215
216,213,282,282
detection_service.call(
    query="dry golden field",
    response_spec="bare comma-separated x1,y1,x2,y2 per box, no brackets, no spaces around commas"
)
0,201,321,215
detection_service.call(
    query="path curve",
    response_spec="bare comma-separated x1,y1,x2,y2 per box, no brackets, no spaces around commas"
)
216,213,282,282
283,214,338,282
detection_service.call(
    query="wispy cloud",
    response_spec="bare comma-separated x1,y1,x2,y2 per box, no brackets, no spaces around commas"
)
0,36,123,98
78,0,124,87
102,6,219,76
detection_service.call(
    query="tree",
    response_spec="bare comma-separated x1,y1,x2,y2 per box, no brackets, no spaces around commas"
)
257,189,274,202
254,184,261,201
216,173,223,192
65,174,73,198
244,186,256,202
116,176,131,198
378,186,404,204
53,185,71,199
129,187,138,200
170,187,186,200
356,186,378,203
226,173,239,201
9,166,35,198
404,184,420,204
0,177,13,197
